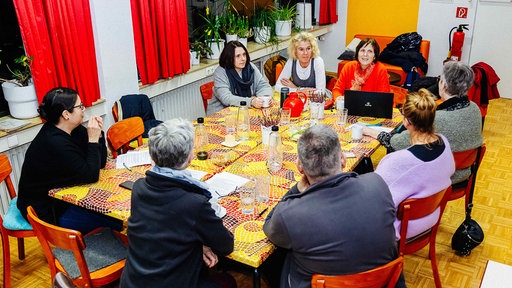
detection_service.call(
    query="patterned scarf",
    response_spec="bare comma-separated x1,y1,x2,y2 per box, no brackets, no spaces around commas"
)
226,64,254,98
351,62,375,90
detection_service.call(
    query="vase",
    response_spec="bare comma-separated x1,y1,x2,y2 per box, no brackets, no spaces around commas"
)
238,37,248,48
225,34,237,44
275,20,292,37
207,40,224,60
190,50,200,66
254,26,271,44
1,82,39,119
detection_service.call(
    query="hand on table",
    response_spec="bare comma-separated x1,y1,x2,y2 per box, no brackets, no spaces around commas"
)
202,245,219,268
362,125,380,139
280,78,296,88
251,96,273,109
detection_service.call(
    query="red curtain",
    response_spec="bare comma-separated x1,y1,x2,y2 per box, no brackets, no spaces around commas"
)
131,0,190,85
13,0,100,106
318,0,338,25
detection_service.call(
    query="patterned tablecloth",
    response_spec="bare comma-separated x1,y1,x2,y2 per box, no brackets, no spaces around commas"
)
49,105,402,268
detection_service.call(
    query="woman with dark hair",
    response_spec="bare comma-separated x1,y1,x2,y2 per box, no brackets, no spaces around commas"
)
332,38,390,100
17,87,122,233
207,40,273,115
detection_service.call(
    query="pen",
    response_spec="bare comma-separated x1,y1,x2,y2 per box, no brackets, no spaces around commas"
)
123,162,132,172
258,207,268,218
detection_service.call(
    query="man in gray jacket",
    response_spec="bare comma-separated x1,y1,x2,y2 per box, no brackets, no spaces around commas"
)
263,124,398,288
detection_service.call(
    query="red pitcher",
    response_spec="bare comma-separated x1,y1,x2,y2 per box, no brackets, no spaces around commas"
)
283,92,306,118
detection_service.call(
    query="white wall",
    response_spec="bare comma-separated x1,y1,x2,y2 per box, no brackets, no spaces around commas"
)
469,2,512,99
89,0,139,128
317,0,348,73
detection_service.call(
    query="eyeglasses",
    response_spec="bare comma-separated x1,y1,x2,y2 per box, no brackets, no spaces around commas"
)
71,103,85,110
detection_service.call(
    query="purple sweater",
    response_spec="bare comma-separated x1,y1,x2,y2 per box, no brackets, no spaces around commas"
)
376,134,455,240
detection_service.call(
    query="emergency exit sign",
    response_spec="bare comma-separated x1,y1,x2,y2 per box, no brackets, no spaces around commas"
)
456,7,468,19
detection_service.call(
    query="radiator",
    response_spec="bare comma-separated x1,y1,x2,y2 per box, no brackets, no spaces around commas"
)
151,78,213,121
0,143,29,215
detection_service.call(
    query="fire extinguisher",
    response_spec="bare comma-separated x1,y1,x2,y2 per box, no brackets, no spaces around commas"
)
447,24,469,61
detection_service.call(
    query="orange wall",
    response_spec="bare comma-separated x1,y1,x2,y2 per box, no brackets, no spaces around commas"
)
346,0,420,45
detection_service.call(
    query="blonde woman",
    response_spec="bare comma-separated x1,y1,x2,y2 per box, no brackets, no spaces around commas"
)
275,31,331,98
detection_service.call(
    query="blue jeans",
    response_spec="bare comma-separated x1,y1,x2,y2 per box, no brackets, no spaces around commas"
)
58,205,123,234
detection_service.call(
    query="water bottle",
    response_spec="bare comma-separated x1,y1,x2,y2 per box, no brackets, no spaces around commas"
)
194,117,208,160
237,101,250,141
267,125,283,172
280,87,289,108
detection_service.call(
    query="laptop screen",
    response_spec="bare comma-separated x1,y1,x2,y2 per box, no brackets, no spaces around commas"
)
344,90,394,119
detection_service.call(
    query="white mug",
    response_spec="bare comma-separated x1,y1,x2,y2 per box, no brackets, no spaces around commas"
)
262,96,271,108
351,124,363,140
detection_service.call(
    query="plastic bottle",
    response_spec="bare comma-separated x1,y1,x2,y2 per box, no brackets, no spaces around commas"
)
194,117,208,160
237,101,250,141
267,125,283,172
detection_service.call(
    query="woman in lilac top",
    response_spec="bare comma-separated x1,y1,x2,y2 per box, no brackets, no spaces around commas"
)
373,89,455,240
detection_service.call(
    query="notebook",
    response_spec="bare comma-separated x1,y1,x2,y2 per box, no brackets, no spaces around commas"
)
344,90,394,119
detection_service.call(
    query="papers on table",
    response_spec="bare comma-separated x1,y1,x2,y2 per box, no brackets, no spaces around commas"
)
0,118,30,132
205,172,250,197
115,150,152,169
186,168,208,181
347,123,393,134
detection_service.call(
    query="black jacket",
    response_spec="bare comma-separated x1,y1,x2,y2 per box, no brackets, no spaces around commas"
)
120,170,234,288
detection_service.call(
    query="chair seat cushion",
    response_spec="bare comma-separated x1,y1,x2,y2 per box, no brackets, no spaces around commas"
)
2,197,33,230
52,227,127,279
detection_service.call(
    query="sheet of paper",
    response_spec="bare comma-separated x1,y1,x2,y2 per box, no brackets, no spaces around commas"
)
205,172,250,197
0,118,30,132
115,150,152,169
186,168,208,181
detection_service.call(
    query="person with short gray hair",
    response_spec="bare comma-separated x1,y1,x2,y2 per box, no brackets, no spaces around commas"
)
263,124,398,288
121,118,234,288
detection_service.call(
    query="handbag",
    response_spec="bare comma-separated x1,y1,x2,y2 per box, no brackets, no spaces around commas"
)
451,147,484,256
451,204,484,256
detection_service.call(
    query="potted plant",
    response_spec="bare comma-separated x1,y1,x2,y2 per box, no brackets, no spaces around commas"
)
235,16,251,47
197,7,224,60
271,1,296,37
252,5,277,45
190,40,212,66
221,11,238,43
0,53,39,119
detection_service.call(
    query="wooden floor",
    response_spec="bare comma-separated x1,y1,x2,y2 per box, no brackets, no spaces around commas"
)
2,98,511,287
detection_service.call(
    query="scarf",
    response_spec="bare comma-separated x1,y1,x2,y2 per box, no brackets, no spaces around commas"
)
437,95,470,111
351,62,375,90
226,64,254,98
151,166,211,198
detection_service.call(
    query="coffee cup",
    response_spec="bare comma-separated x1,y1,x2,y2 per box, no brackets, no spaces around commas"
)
262,96,271,108
351,124,363,140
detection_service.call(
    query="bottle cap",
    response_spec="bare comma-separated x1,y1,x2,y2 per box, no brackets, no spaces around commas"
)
240,101,247,106
271,125,279,131
197,117,204,124
281,87,289,93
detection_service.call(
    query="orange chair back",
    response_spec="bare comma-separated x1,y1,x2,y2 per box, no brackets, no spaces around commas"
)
390,85,408,108
397,188,449,288
275,62,283,83
112,102,119,122
200,81,214,112
311,256,403,288
27,206,127,288
447,145,486,206
106,116,144,158
0,154,35,288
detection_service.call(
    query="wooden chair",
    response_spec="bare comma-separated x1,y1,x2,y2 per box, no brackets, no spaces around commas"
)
390,85,408,108
446,145,486,208
26,206,128,288
311,256,403,288
0,154,35,288
397,188,449,288
106,116,144,158
200,81,214,112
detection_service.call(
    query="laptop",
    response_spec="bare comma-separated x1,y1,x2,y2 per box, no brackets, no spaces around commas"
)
344,90,394,119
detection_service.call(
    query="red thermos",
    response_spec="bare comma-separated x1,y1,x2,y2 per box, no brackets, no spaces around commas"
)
450,24,468,61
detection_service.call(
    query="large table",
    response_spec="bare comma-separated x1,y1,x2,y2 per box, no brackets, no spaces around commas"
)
49,104,402,287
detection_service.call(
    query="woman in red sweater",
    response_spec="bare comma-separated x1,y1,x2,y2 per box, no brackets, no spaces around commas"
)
332,38,390,100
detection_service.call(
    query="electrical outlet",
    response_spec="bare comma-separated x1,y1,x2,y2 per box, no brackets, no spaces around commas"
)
205,66,216,76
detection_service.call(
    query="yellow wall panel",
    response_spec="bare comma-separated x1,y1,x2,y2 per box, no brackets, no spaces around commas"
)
346,0,420,45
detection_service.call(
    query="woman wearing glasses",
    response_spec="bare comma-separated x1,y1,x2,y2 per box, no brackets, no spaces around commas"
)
332,38,390,101
17,87,122,233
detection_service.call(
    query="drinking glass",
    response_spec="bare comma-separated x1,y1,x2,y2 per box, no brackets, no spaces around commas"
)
280,107,291,125
255,175,270,203
337,108,348,126
239,183,255,214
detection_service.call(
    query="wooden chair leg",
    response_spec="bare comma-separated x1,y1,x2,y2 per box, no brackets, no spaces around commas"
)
2,232,12,288
17,238,25,260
